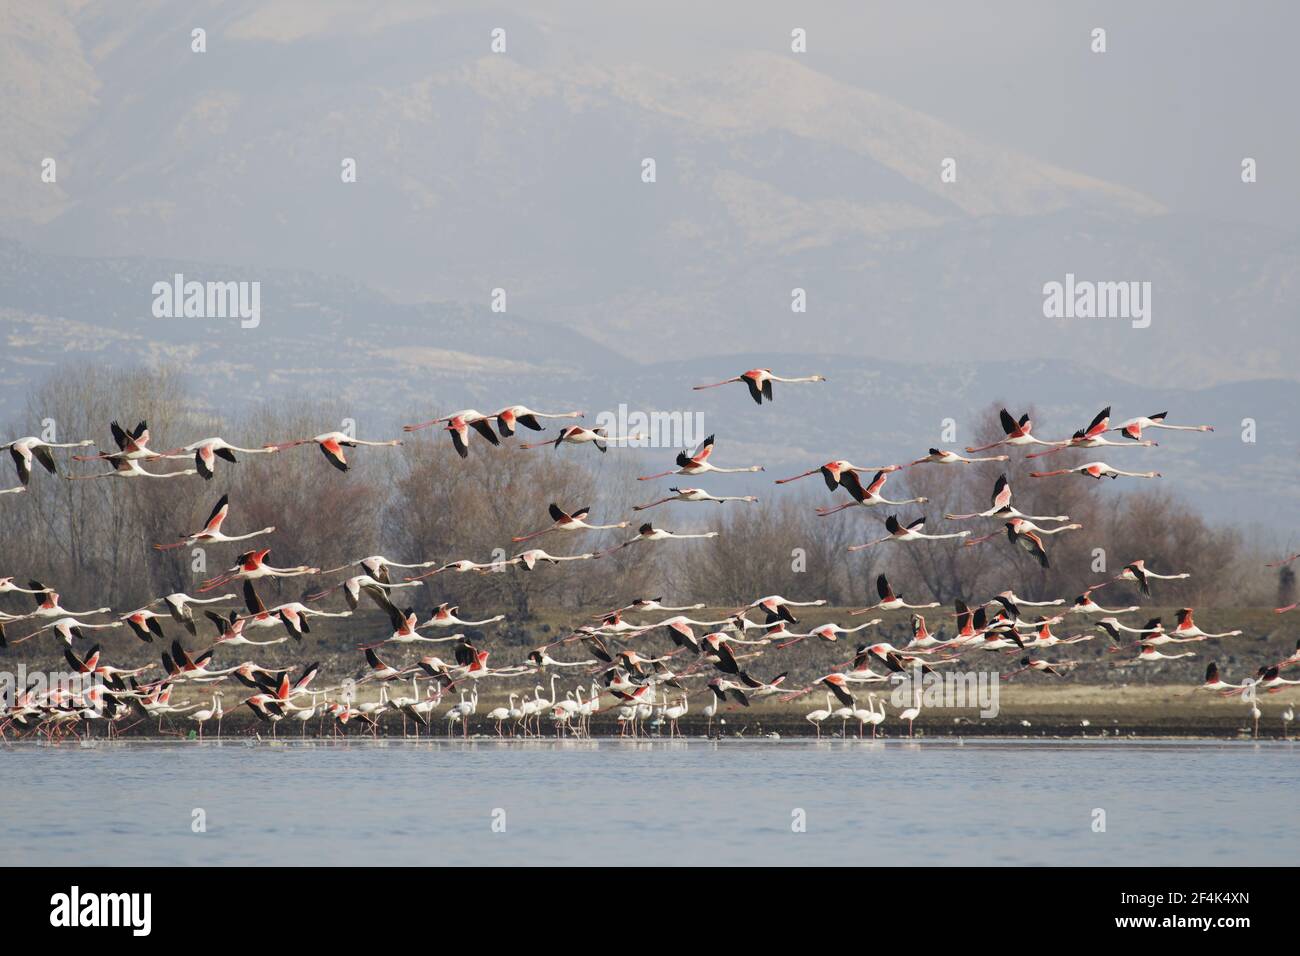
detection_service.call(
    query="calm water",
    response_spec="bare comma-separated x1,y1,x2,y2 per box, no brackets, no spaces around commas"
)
0,739,1294,866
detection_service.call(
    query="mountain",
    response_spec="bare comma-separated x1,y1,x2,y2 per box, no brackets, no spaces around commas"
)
2,4,1294,387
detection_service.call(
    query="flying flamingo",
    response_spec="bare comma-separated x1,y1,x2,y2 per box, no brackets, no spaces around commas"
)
154,495,275,551
264,431,402,471
508,549,603,571
944,475,1072,522
847,515,971,551
66,455,198,481
775,460,901,488
3,436,94,485
6,617,122,646
1112,413,1213,440
73,420,160,461
633,487,757,510
1029,461,1160,480
1002,657,1072,679
1114,560,1190,596
1170,608,1242,640
1026,407,1158,458
607,597,706,614
692,368,826,405
198,549,319,592
852,574,940,614
519,425,641,452
419,603,505,629
0,578,48,596
1068,589,1138,615
965,409,1061,452
605,523,719,552
155,437,279,479
908,448,1009,466
404,558,512,580
512,503,629,542
492,405,584,438
1131,646,1196,663
316,554,437,585
23,584,111,620
965,517,1081,548
815,469,928,516
637,434,762,480
402,410,501,457
202,610,288,648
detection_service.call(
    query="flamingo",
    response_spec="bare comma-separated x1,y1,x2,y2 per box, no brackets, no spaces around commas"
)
847,515,971,551
23,584,111,620
198,549,319,592
405,557,511,580
774,460,901,488
316,554,437,584
6,616,122,646
143,592,238,636
1029,461,1161,480
1112,413,1214,440
492,405,584,437
815,469,928,516
187,693,223,739
605,523,719,552
508,549,602,571
662,696,689,737
1026,407,1158,457
1197,662,1244,692
512,503,629,542
419,603,505,629
853,574,939,614
1114,560,1190,596
633,487,757,510
897,691,922,737
637,434,763,480
944,475,1072,523
1002,657,1071,679
305,574,420,611
519,425,641,452
608,597,706,614
965,517,1081,548
1132,646,1196,663
692,368,826,404
908,448,1009,466
2,436,94,485
202,609,288,648
73,420,159,461
155,437,279,480
1170,608,1242,640
263,431,402,471
965,409,1061,452
805,692,834,737
1068,589,1137,615
66,455,198,481
154,495,275,551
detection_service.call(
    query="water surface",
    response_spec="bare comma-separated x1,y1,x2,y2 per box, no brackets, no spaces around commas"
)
1,739,1292,866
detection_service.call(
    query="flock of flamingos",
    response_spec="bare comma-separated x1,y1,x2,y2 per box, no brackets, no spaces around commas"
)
1,368,1296,741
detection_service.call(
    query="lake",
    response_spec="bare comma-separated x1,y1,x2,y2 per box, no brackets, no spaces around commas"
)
0,739,1293,866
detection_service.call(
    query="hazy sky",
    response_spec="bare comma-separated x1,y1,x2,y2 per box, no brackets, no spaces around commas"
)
471,0,1300,229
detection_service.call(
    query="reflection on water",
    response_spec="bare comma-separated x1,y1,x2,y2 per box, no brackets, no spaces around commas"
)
0,739,1293,866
